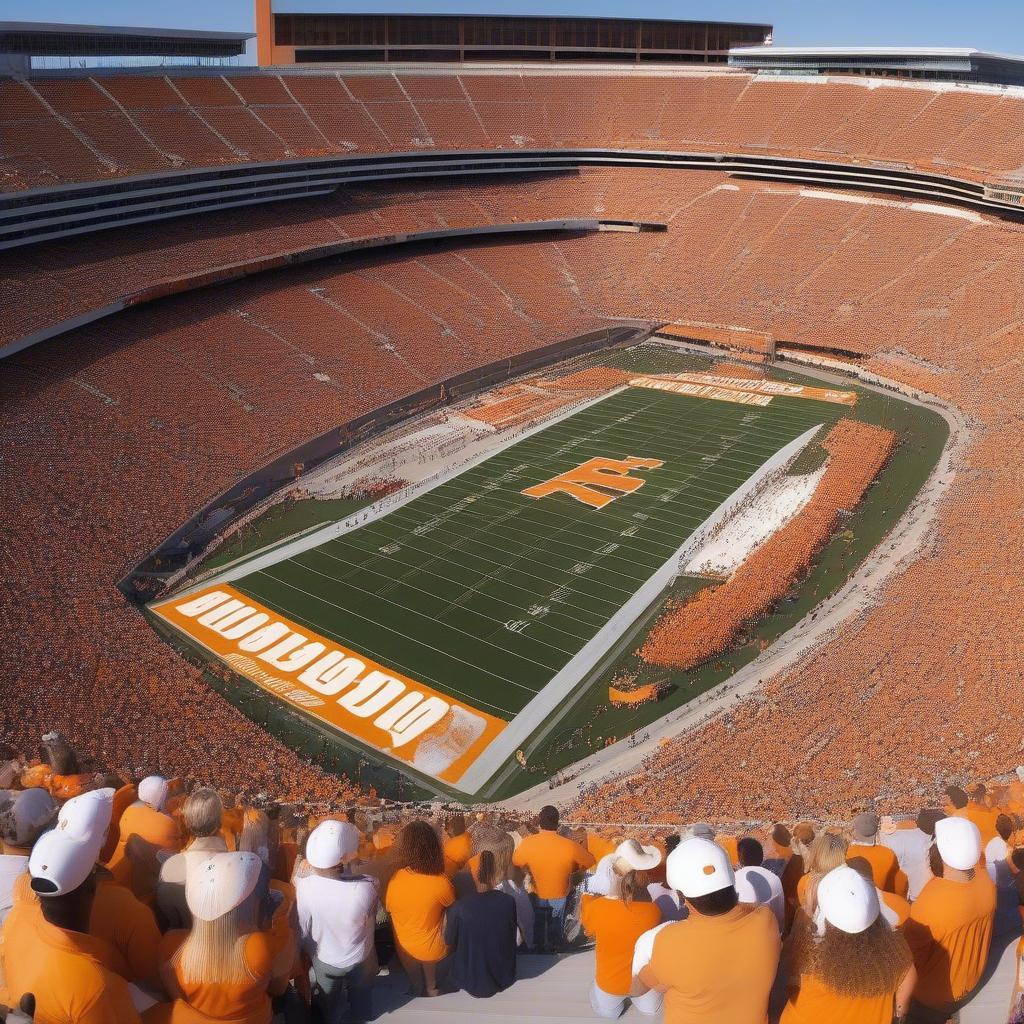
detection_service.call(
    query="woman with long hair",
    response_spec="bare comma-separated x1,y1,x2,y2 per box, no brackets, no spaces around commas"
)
468,822,534,947
441,847,519,998
782,865,916,1024
798,832,849,921
385,820,455,997
580,840,663,1019
150,851,285,1024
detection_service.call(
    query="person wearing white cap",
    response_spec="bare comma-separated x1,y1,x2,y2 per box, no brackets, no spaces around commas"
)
150,851,281,1024
903,816,996,1020
580,839,663,1018
107,774,181,901
637,837,780,1024
1,789,143,1023
295,819,379,1022
780,865,916,1024
0,787,57,924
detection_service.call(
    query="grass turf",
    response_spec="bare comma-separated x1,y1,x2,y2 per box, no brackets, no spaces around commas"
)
228,385,836,722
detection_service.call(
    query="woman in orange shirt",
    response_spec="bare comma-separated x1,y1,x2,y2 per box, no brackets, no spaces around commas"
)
385,820,455,998
782,865,916,1024
147,851,284,1024
580,840,663,1019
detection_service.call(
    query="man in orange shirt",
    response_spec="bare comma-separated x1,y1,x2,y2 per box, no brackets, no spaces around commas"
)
963,783,1001,849
512,805,595,951
847,812,901,893
106,775,181,901
904,816,996,1022
1,788,142,1023
638,836,780,1023
442,812,472,876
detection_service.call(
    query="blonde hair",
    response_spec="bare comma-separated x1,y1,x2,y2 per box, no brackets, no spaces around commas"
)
239,809,273,867
471,824,514,885
806,832,848,876
174,880,263,985
183,789,222,840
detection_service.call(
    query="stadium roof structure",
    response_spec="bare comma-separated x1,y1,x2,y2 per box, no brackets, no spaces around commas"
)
728,44,1024,86
0,21,252,73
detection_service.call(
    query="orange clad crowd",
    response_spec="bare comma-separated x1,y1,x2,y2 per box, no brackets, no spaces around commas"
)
1,733,1023,1023
641,419,897,670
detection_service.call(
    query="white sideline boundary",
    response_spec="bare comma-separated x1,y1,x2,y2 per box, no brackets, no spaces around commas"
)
455,422,822,793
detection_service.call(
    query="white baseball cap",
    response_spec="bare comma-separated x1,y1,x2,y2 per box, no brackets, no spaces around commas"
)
934,816,981,871
306,820,360,870
28,789,113,897
138,776,169,812
666,837,734,898
54,788,114,843
0,788,57,847
817,865,879,934
186,851,263,921
613,839,662,873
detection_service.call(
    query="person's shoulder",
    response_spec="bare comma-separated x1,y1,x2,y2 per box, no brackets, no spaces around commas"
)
244,930,275,977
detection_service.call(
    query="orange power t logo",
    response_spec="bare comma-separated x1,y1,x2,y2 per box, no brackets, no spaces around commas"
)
521,456,664,510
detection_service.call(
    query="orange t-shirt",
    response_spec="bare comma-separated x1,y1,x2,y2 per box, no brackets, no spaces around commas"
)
647,903,780,1024
512,831,596,900
882,889,911,930
108,802,182,899
848,844,900,893
964,803,1001,849
904,872,997,1008
780,971,902,1024
155,929,273,1024
385,867,455,963
443,833,472,876
1,910,141,1024
581,895,662,995
719,835,740,869
101,783,138,864
586,832,618,863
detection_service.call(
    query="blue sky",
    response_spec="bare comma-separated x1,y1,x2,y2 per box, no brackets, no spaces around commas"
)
5,1,1020,55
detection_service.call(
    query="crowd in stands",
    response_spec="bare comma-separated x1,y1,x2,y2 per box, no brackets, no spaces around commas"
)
1,734,1023,1023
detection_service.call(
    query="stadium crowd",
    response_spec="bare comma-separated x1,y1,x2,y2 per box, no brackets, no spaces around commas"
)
0,734,1022,1023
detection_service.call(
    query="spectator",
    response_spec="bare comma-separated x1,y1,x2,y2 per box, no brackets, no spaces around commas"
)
734,837,785,932
847,812,902,894
646,834,686,922
580,840,663,1019
798,832,848,921
296,820,378,1024
0,788,56,924
904,817,996,1022
157,788,227,930
442,813,471,876
150,851,282,1023
108,775,182,901
1,789,142,1022
985,813,1013,886
781,865,915,1023
638,837,780,1023
964,784,1000,848
385,820,455,997
468,823,534,948
512,806,595,951
442,848,518,998
783,822,816,930
846,856,910,930
882,809,944,901
763,824,793,877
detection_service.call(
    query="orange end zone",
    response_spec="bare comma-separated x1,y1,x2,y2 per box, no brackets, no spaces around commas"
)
151,583,507,785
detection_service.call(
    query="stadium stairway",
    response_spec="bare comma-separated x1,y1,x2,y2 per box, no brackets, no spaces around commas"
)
369,925,1020,1022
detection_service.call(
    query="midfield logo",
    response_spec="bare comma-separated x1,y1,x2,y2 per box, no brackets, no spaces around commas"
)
521,456,664,510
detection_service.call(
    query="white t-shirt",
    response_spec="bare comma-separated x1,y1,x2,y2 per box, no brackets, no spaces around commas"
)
631,921,674,978
0,854,27,925
296,872,379,970
881,828,933,901
734,866,785,931
985,835,1011,886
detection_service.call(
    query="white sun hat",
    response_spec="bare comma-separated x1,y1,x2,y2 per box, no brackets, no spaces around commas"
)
817,865,880,934
587,854,621,897
613,838,662,873
934,816,982,871
0,788,57,847
138,775,169,812
187,851,263,922
666,837,734,899
306,820,360,870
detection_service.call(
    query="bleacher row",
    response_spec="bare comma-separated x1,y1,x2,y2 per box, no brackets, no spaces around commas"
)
4,155,1024,819
4,70,1024,191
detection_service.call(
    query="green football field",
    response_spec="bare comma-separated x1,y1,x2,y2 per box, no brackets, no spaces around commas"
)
226,385,838,722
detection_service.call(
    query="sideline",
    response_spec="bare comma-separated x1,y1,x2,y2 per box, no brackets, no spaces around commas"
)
502,357,969,814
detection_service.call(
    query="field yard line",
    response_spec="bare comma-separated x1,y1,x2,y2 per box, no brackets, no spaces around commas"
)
183,388,628,597
456,423,824,794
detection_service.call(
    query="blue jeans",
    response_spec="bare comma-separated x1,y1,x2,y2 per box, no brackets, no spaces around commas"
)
531,895,567,950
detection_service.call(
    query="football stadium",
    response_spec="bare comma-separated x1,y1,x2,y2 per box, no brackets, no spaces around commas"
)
1,3,1023,1022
